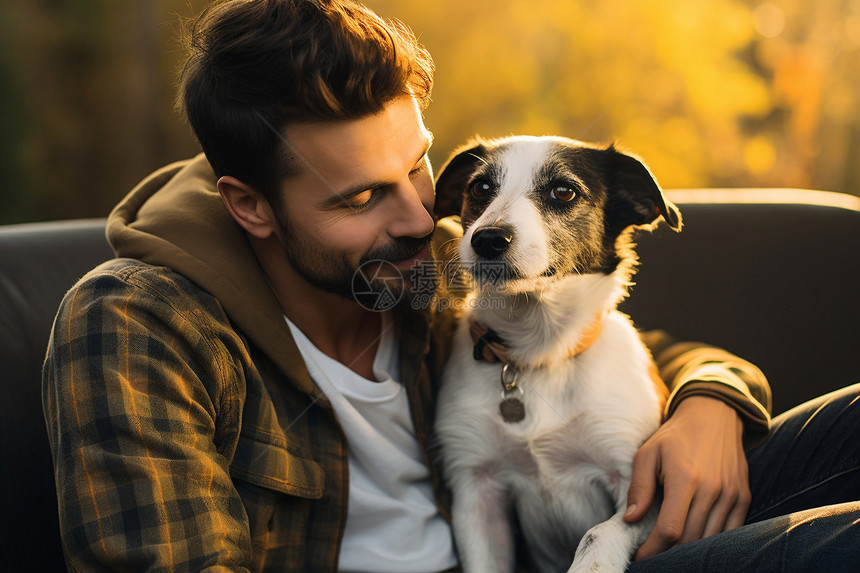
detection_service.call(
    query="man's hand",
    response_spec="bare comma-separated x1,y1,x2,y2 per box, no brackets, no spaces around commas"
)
623,395,751,560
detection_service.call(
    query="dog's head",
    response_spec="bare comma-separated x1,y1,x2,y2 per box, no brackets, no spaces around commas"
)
434,135,680,290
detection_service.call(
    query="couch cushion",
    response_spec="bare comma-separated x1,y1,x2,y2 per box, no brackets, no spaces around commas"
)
0,218,114,571
622,190,860,414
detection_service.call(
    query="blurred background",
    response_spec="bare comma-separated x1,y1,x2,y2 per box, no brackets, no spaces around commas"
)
1,0,858,224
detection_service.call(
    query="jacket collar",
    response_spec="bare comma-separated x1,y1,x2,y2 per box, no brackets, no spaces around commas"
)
108,155,321,399
107,155,436,401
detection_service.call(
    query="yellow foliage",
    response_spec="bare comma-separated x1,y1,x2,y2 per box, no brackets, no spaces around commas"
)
4,0,860,223
365,0,860,195
744,135,779,175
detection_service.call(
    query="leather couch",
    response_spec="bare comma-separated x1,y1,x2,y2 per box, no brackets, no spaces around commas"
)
1,189,859,570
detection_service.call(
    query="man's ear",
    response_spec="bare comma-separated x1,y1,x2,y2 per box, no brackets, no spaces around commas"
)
434,137,489,219
217,176,278,239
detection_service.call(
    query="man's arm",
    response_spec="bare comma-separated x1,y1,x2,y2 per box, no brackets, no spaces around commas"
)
627,332,772,560
42,263,252,571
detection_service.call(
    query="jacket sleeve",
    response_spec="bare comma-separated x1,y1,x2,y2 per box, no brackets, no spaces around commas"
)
42,261,252,572
640,330,772,448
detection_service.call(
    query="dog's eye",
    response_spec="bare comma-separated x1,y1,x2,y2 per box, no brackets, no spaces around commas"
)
469,179,494,199
550,185,576,202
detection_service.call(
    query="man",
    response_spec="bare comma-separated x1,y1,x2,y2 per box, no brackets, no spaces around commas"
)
42,1,859,571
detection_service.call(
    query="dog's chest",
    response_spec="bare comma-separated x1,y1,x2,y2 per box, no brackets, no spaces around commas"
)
489,370,627,487
445,355,640,475
438,317,660,495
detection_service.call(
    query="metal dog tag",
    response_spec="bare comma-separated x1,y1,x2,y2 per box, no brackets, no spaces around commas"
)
499,396,525,423
499,363,525,423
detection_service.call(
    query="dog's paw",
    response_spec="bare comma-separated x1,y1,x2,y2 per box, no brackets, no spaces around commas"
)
567,519,633,573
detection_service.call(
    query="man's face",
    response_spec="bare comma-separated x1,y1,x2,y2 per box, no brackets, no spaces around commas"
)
272,96,436,307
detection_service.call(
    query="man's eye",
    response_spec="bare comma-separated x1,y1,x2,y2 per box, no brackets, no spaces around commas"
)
343,189,375,208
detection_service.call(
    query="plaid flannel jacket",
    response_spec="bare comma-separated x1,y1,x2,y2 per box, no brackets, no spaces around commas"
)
43,258,455,572
42,156,771,572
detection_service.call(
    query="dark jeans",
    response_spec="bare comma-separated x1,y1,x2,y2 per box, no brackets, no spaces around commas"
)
630,383,860,572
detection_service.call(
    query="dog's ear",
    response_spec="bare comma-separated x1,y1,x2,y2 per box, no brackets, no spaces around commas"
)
605,145,682,232
434,138,489,219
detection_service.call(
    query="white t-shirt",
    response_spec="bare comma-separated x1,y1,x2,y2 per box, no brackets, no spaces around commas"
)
285,314,457,573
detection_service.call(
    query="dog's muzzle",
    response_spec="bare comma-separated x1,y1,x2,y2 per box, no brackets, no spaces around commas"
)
470,226,513,259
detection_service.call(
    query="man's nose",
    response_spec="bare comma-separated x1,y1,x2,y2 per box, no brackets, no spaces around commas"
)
387,181,435,239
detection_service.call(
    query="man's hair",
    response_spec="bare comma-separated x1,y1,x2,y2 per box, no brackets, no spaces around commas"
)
178,0,434,202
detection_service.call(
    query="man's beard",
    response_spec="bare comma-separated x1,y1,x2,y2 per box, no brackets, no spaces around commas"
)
275,215,435,309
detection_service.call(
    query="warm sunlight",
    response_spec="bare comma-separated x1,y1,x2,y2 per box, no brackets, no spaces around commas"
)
369,0,860,195
1,0,858,222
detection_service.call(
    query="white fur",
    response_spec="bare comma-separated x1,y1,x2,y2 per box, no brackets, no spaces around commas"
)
460,140,553,281
436,138,663,573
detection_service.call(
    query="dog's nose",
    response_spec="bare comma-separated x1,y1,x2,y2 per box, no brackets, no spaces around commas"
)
471,226,513,259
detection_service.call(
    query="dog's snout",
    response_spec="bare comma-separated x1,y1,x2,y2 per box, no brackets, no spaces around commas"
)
471,226,513,259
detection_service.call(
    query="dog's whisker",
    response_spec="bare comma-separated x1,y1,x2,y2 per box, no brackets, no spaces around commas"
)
438,236,460,250
468,152,490,167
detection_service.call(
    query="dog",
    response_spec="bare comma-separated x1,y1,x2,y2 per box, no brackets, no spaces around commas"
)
433,135,681,573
